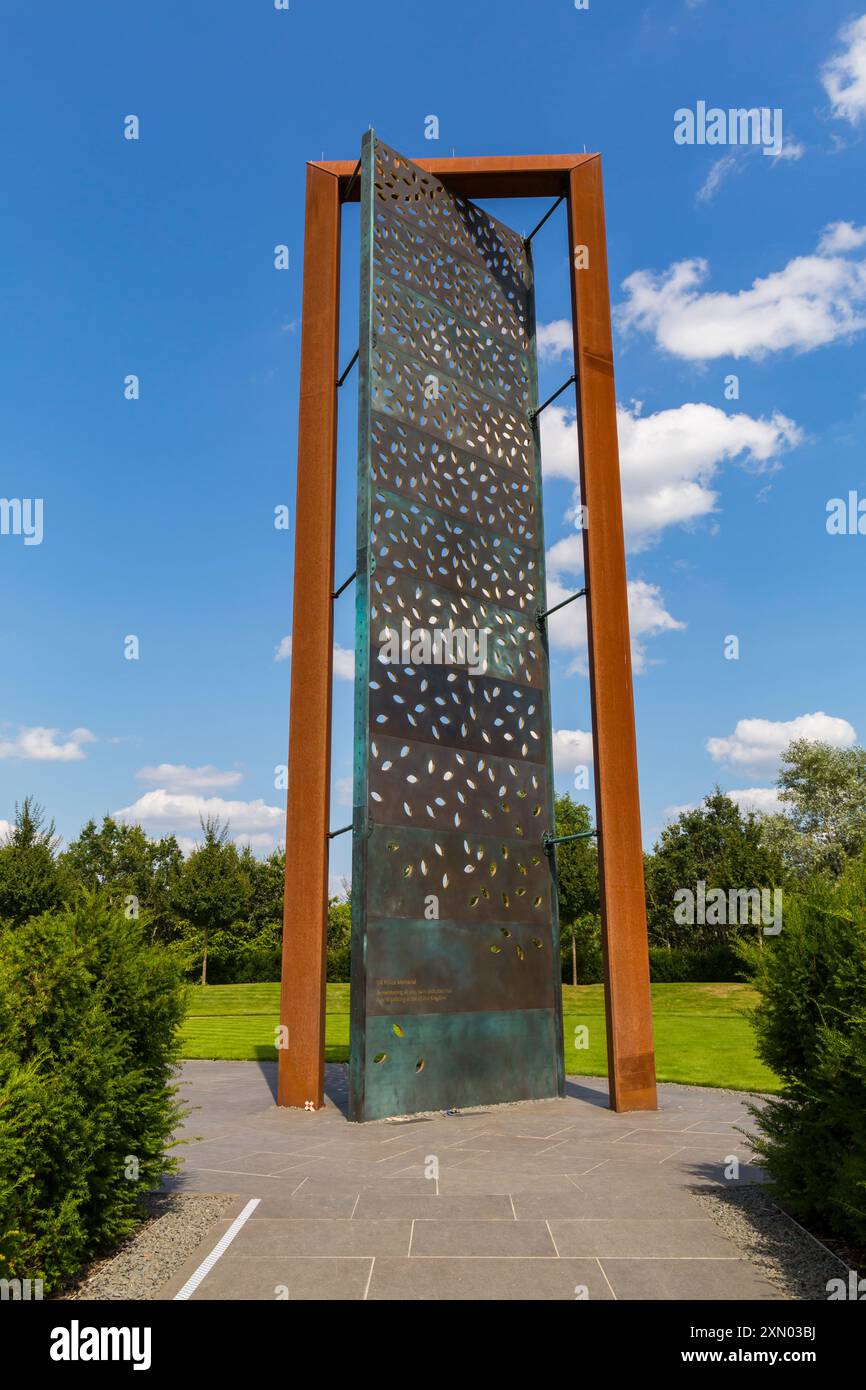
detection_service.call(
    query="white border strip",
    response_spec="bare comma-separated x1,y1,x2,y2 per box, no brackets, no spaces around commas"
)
173,1198,261,1300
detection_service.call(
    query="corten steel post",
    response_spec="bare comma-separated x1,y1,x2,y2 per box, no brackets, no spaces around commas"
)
279,150,656,1114
567,157,657,1112
277,164,341,1109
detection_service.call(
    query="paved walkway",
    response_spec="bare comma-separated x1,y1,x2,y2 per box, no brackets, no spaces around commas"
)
159,1061,781,1301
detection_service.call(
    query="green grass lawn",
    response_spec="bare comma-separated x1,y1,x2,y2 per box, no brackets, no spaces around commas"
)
180,980,779,1093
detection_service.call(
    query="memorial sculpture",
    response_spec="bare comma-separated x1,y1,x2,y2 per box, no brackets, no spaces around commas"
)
278,134,657,1121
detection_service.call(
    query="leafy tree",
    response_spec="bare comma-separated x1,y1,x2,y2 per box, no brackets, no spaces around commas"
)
552,794,599,926
242,846,285,932
172,818,250,985
645,790,785,948
776,738,866,877
560,912,602,985
61,816,183,943
327,897,352,981
0,798,64,927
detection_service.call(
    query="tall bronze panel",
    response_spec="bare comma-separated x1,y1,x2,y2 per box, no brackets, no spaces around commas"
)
350,135,564,1121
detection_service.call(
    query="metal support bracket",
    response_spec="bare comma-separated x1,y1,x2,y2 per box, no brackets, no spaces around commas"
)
535,587,586,631
331,570,357,601
529,372,576,423
337,348,359,388
524,193,565,246
327,823,352,840
341,158,362,205
543,828,598,857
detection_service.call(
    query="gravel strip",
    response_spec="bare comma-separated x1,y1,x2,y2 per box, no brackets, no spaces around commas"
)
691,1183,851,1301
62,1192,233,1301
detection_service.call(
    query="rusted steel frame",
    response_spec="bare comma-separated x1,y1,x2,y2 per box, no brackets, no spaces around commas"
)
277,163,341,1110
566,156,657,1112
312,152,595,202
279,150,657,1115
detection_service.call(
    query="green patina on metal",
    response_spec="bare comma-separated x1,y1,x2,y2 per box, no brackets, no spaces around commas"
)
350,133,564,1122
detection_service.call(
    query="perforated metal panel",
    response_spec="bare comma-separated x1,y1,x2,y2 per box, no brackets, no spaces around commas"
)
350,134,564,1121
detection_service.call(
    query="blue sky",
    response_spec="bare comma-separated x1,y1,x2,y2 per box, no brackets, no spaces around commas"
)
2,0,865,887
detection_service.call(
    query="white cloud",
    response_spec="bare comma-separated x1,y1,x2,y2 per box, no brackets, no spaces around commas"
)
615,226,866,360
539,404,581,480
0,726,96,762
114,790,284,839
0,819,12,842
135,763,243,792
545,532,584,579
695,135,803,206
707,712,857,773
333,644,355,680
697,153,740,203
542,401,800,555
274,634,355,680
537,320,573,364
334,775,354,805
818,220,866,254
546,574,684,676
822,15,866,125
233,832,279,855
624,579,687,673
551,728,593,776
771,136,806,162
538,393,798,677
663,803,695,821
725,787,785,816
616,402,800,548
329,873,351,900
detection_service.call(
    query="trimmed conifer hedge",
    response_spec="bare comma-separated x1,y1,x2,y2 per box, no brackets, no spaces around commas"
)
747,858,866,1245
0,898,188,1292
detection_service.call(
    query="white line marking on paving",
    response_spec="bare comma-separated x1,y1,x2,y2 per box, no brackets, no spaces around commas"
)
193,1166,273,1178
597,1257,617,1300
546,1220,561,1257
173,1198,261,1300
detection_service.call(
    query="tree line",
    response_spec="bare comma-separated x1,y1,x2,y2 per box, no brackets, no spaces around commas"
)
2,737,863,985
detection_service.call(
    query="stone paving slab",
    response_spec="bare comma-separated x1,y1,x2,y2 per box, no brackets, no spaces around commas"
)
600,1258,780,1301
366,1256,616,1301
512,1186,699,1220
192,1255,375,1301
157,1061,782,1302
230,1218,413,1257
547,1218,737,1259
410,1218,557,1257
354,1192,514,1220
